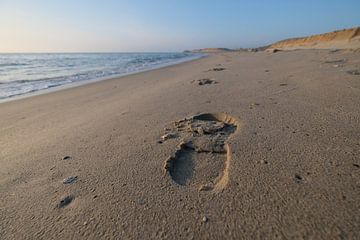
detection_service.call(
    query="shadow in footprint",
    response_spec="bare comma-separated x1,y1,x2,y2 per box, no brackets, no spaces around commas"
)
168,147,194,185
164,113,238,192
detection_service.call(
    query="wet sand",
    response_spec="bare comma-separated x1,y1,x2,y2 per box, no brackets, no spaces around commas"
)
1,49,360,239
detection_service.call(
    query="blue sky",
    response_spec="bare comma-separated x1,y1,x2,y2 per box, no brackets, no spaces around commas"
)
0,0,359,52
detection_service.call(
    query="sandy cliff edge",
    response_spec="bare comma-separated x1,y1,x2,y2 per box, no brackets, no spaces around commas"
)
267,27,360,50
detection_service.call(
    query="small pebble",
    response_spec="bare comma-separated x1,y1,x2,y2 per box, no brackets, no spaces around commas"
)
202,216,208,223
63,156,72,160
260,159,268,165
294,174,302,183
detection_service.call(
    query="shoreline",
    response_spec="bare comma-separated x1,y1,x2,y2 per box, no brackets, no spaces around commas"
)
0,53,205,104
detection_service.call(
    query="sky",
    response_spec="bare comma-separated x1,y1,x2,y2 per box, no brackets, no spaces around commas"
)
0,0,359,52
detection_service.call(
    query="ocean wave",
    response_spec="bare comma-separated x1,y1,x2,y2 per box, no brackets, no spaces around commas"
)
0,52,201,100
0,63,28,67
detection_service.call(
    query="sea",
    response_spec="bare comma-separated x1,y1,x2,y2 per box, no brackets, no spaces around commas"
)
0,52,201,101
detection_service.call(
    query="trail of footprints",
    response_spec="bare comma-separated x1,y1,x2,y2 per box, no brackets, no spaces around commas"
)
190,65,226,86
161,113,238,192
55,156,77,209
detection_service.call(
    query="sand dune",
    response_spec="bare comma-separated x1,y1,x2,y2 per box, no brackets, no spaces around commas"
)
267,27,360,50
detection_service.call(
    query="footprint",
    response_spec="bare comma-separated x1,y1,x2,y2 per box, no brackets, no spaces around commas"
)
163,113,239,192
192,78,218,86
324,59,346,64
57,195,74,208
347,70,360,75
63,176,78,184
211,67,226,71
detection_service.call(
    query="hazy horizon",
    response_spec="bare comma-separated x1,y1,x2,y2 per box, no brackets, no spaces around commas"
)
1,0,359,53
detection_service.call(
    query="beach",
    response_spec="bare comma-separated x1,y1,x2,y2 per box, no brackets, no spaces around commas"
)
1,49,360,239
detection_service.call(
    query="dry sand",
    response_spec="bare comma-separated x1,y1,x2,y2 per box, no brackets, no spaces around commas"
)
1,49,360,239
268,27,360,50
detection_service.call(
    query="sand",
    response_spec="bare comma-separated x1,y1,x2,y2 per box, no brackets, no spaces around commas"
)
268,27,360,51
1,49,360,239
